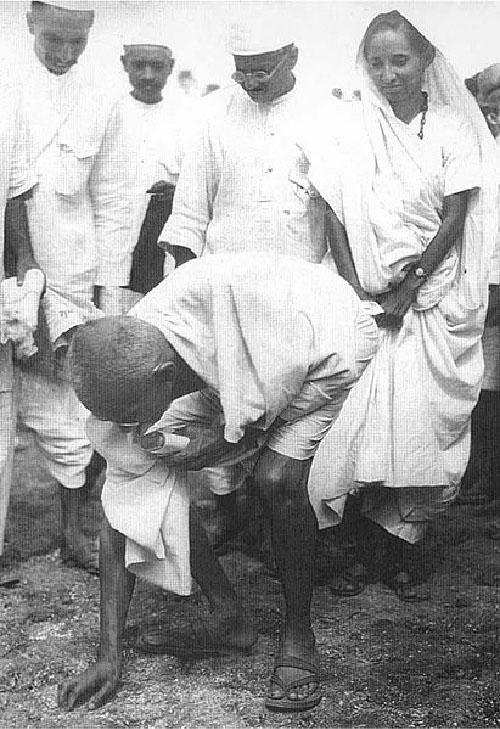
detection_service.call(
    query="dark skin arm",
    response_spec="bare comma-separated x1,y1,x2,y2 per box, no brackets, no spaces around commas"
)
146,180,196,269
57,518,135,712
140,423,261,471
376,190,470,326
325,204,369,301
4,188,42,285
486,285,500,326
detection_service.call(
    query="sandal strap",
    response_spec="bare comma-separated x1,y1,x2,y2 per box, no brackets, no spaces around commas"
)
273,653,319,674
270,654,320,695
269,673,319,693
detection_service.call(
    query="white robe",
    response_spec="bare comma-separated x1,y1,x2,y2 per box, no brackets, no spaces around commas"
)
92,253,373,592
161,83,327,262
96,93,183,288
20,58,129,343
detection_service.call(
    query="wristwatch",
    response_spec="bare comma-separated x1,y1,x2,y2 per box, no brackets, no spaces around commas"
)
412,265,428,281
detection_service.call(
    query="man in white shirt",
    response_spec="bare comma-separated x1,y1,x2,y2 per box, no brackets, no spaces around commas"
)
0,85,45,557
98,34,183,315
17,1,129,572
57,253,379,713
160,24,330,581
160,28,327,263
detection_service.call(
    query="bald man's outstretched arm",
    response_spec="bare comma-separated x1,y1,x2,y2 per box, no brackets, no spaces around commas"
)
57,518,135,712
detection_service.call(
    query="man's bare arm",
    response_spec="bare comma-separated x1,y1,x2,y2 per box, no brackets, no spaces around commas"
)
57,519,135,711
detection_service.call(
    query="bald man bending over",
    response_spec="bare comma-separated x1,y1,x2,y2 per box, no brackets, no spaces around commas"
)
57,253,379,713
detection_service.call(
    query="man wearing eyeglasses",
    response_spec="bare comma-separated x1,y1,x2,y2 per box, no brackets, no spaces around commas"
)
159,26,327,264
154,24,333,714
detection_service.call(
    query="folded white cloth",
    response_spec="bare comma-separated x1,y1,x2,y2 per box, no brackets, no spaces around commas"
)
88,416,192,594
0,269,45,358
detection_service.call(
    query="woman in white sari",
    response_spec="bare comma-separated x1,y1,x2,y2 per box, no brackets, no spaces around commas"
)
306,11,498,600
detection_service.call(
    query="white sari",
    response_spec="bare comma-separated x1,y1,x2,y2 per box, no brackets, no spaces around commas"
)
305,47,499,542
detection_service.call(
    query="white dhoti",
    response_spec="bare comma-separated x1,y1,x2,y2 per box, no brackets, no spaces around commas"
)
87,288,379,592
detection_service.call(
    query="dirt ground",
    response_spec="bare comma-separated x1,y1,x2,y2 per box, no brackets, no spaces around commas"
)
1,434,500,729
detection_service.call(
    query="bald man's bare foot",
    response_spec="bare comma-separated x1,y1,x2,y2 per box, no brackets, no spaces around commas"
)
137,609,257,658
61,532,99,575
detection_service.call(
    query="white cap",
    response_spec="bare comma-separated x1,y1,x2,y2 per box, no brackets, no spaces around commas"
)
121,27,173,52
33,1,95,11
227,23,293,56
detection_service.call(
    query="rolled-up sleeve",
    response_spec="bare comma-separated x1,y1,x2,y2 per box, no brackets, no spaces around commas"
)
159,123,219,257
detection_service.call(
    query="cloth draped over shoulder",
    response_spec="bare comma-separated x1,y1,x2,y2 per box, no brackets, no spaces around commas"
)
131,253,361,443
92,254,365,592
301,29,499,540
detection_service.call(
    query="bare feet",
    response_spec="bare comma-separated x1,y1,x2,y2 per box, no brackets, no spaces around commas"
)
137,609,257,657
61,531,99,575
208,609,257,651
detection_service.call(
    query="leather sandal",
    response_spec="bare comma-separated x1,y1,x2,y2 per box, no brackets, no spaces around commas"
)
265,653,322,712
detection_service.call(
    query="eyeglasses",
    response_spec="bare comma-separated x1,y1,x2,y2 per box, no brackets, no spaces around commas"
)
231,53,288,86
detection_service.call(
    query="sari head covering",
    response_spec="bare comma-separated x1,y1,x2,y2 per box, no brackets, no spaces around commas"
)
308,10,498,320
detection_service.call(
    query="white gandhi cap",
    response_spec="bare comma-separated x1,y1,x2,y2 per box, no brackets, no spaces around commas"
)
121,27,173,52
227,23,293,56
31,1,95,11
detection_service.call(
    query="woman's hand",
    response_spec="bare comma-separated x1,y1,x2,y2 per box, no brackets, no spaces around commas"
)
375,275,420,329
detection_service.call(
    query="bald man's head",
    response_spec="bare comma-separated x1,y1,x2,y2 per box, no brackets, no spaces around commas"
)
69,316,177,426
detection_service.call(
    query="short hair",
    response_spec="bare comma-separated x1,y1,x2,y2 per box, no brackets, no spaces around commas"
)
68,316,173,417
363,11,435,67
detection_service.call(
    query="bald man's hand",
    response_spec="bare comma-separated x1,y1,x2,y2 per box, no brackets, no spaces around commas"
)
57,660,120,711
140,424,261,471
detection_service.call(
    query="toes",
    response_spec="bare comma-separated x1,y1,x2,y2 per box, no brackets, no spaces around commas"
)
269,688,284,699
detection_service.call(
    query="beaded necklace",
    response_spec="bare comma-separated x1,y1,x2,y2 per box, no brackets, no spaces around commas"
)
417,91,428,140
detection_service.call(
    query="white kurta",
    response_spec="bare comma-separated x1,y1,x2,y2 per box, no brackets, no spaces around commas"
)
161,83,327,261
96,93,183,288
20,59,129,343
0,83,36,553
15,58,129,490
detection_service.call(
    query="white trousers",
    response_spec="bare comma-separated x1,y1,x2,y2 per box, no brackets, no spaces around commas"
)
16,367,92,490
